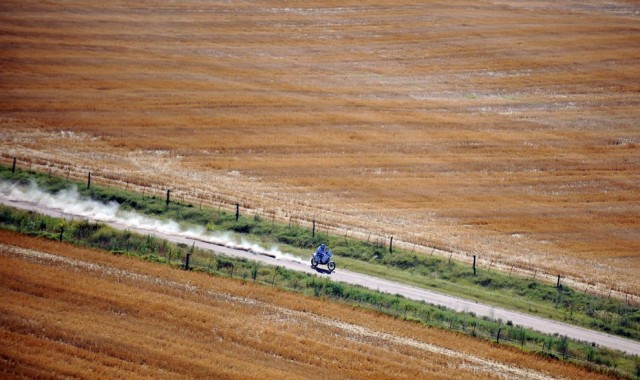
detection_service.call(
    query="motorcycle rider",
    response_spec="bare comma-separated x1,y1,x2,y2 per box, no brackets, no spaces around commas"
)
316,243,327,260
312,243,335,272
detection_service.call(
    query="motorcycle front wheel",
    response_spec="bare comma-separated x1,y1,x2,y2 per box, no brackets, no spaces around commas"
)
327,261,336,272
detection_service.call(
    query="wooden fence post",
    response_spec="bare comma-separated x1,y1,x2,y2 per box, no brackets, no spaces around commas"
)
312,220,316,238
166,189,171,208
496,328,502,344
557,274,561,288
12,157,16,173
389,236,394,254
184,253,191,270
87,172,91,190
473,255,477,276
235,203,240,221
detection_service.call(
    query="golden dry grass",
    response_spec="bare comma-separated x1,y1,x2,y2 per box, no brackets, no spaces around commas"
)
0,230,613,379
0,0,639,295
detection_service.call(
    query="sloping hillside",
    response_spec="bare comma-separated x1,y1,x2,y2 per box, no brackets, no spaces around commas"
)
0,0,638,295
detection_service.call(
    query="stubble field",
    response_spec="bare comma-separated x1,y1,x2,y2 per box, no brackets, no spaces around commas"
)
0,230,613,379
0,1,639,295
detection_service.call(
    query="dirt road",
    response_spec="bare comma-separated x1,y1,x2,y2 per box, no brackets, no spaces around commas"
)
1,196,639,356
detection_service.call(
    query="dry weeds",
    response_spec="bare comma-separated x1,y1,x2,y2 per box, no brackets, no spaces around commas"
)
0,0,638,295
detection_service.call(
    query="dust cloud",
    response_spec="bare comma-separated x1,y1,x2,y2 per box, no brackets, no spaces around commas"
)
0,180,304,263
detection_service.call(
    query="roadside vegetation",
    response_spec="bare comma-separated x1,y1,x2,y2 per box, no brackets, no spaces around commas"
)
2,165,639,341
1,166,640,377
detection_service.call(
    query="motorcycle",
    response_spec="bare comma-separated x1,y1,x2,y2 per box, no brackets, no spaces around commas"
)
311,248,336,272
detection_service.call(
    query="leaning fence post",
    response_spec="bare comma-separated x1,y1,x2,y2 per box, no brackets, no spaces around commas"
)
389,236,394,254
496,328,502,344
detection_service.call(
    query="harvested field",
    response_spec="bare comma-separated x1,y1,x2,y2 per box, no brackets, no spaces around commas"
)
0,230,612,379
0,1,639,295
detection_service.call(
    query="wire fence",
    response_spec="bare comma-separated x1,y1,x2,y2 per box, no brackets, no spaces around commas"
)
1,152,638,307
